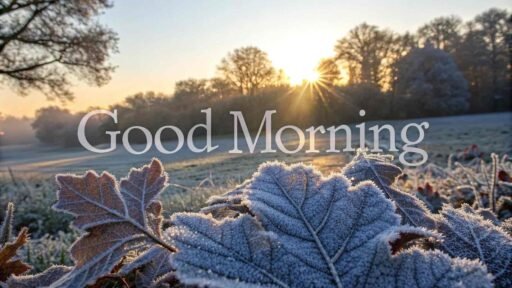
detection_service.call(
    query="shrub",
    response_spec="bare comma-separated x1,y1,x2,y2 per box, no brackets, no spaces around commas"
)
394,45,470,116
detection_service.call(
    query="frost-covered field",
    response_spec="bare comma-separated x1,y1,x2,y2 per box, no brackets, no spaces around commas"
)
1,142,511,287
1,112,510,186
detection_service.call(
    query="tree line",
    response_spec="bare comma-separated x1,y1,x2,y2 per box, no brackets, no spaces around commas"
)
20,8,512,147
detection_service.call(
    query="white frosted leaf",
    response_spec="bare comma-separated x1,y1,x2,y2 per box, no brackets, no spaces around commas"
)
6,266,72,288
502,218,512,236
201,180,250,218
50,159,173,288
343,153,436,229
170,214,322,287
169,162,492,288
435,204,512,287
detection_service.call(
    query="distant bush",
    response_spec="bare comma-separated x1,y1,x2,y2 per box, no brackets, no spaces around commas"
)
31,106,108,147
394,45,470,117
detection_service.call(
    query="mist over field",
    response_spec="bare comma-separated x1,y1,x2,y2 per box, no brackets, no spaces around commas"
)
0,117,36,146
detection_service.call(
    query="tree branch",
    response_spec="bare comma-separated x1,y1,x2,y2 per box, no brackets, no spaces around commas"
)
0,1,55,52
0,57,59,74
0,0,54,15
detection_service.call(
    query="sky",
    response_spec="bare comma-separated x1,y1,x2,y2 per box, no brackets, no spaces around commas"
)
0,0,510,117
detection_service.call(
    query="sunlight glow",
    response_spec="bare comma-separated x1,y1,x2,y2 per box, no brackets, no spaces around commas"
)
268,33,333,87
305,70,320,83
288,69,321,85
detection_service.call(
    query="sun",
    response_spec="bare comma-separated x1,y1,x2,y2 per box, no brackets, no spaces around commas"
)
305,70,320,83
288,69,320,85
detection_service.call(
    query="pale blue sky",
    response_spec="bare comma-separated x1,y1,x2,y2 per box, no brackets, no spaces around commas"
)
1,0,510,117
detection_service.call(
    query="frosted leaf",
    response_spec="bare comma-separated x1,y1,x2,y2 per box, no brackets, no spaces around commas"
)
435,204,512,287
170,214,328,287
119,246,174,288
134,250,174,288
205,179,249,206
502,218,512,236
343,152,436,229
201,180,250,218
6,266,71,288
169,162,491,288
0,202,14,245
344,153,401,186
50,159,174,288
0,228,31,282
465,207,500,225
120,161,168,230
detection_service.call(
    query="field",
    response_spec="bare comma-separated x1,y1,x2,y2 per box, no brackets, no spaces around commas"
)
1,112,510,184
0,112,511,277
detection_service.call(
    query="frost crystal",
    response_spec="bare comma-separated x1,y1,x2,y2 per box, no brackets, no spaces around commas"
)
170,162,492,288
342,152,436,229
435,204,512,287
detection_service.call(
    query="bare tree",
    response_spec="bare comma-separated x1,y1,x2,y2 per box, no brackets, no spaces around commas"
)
217,46,275,96
174,78,210,102
209,77,236,100
316,58,340,87
335,23,395,87
387,33,417,91
0,0,118,100
387,32,417,113
417,16,463,53
474,8,510,109
455,21,493,111
174,78,236,103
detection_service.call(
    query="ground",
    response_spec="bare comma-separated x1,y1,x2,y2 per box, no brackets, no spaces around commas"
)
0,112,510,187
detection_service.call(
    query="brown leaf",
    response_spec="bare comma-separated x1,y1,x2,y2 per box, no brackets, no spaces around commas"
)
51,159,175,288
389,230,434,254
87,257,128,288
0,227,32,281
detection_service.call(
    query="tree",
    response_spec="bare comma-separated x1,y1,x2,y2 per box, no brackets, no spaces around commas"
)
316,58,340,87
387,32,417,113
456,21,493,112
335,23,396,88
417,16,463,53
209,77,236,100
173,79,211,102
387,32,417,92
107,92,172,139
0,0,118,100
217,46,276,96
339,82,390,119
174,78,236,103
394,44,470,116
474,8,510,110
31,106,78,146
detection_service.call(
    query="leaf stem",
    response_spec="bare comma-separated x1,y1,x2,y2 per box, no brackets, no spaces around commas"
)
489,153,498,213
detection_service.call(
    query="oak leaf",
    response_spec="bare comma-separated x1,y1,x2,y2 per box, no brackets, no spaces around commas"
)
50,159,174,288
0,228,32,282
